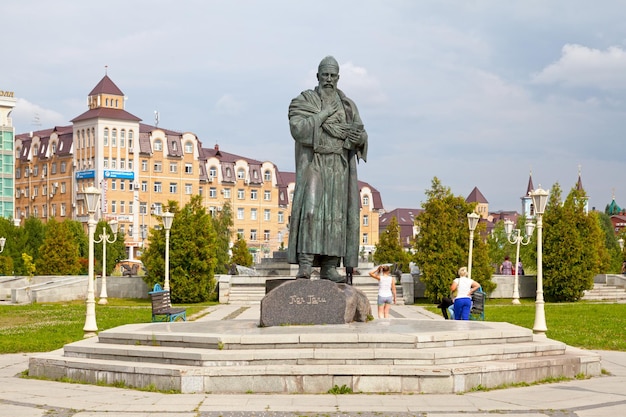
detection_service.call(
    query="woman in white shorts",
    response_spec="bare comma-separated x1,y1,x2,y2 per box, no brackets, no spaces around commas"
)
369,265,397,318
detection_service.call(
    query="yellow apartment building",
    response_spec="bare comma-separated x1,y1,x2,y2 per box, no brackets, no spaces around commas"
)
14,74,383,262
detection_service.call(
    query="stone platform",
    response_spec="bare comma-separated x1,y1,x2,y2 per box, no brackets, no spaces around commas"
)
28,306,601,394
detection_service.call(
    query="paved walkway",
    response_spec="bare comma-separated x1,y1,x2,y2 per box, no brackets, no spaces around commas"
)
1,304,625,416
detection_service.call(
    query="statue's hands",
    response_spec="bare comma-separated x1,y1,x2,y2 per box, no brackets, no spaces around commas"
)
343,126,365,148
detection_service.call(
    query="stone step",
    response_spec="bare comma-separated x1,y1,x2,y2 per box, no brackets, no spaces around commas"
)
63,337,564,367
29,317,600,394
582,284,626,301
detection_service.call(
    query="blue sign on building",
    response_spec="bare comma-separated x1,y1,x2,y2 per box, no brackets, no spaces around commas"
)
104,170,135,180
75,170,95,179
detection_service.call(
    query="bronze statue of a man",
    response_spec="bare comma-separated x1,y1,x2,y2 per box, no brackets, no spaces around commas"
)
287,56,368,282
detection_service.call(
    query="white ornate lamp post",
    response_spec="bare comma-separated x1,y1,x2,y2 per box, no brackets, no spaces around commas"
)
530,187,549,335
96,219,119,305
162,211,174,291
82,186,101,338
504,219,535,305
467,212,480,278
0,237,6,253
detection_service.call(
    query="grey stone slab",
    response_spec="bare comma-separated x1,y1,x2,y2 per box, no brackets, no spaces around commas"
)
260,279,348,326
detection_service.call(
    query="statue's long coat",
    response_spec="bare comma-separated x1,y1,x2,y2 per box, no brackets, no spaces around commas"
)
287,87,368,268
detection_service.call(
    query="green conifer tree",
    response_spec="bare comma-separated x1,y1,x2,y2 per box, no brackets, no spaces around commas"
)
231,234,254,267
412,177,492,303
35,218,82,275
373,216,411,272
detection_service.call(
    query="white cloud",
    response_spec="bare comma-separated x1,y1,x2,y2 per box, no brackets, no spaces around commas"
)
532,44,626,89
214,94,245,116
11,99,66,132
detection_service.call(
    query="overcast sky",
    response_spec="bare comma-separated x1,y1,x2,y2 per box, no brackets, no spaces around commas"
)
4,1,626,213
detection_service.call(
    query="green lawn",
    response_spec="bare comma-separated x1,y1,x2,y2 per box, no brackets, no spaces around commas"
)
1,298,624,354
0,298,215,354
422,298,626,351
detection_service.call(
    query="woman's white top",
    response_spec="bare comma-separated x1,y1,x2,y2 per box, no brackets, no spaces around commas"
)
378,274,393,297
453,276,473,299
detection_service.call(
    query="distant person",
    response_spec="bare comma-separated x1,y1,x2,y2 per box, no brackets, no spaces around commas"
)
622,261,626,275
517,261,524,275
369,265,396,319
450,266,480,320
500,256,513,275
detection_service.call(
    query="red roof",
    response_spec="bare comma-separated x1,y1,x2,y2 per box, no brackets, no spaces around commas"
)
89,75,124,96
71,107,141,123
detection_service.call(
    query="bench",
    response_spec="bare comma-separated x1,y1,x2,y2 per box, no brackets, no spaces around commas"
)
149,284,186,322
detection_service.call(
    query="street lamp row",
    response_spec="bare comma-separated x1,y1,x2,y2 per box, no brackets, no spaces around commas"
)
81,185,175,338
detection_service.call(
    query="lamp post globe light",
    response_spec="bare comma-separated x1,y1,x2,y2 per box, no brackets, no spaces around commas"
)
529,186,549,335
0,236,6,253
96,219,119,305
162,211,174,291
467,212,480,278
504,218,535,305
82,186,101,338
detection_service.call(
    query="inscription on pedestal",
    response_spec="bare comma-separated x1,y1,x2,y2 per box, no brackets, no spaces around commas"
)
260,279,346,326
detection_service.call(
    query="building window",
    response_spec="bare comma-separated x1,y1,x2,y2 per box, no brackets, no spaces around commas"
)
154,162,162,172
61,182,66,193
209,166,217,178
264,190,271,201
111,180,117,190
264,230,270,241
237,208,244,220
169,163,177,173
237,189,245,199
363,195,369,206
264,170,271,181
104,128,109,146
185,141,193,153
251,208,257,220
169,183,177,193
60,162,66,173
154,182,162,193
120,159,125,169
154,139,162,151
120,129,126,147
112,129,117,146
237,168,245,179
120,201,125,214
209,187,217,198
60,203,66,217
223,188,231,198
185,184,192,195
185,163,193,174
363,215,369,226
264,209,271,221
141,181,148,192
51,163,57,174
142,160,148,171
237,229,244,238
362,233,369,244
250,189,258,200
278,211,284,223
250,229,257,241
111,201,117,213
